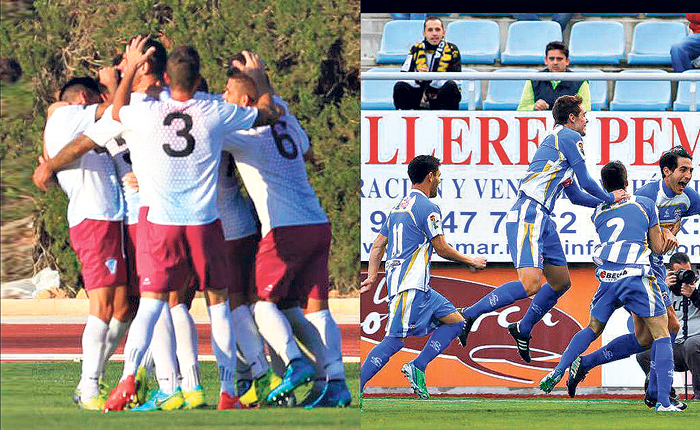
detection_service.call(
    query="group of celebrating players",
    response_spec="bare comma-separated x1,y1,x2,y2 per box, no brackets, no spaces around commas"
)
361,94,698,412
33,35,352,412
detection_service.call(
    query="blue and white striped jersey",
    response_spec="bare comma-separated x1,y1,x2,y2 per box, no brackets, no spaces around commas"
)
591,195,659,266
379,189,443,298
518,125,586,213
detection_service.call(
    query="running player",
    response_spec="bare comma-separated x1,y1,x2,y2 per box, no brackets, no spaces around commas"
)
458,95,628,361
538,161,684,412
360,155,486,403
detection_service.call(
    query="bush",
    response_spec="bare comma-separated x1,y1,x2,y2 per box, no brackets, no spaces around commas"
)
0,0,360,295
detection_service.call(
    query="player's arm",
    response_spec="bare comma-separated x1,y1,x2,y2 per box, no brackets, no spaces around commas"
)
431,234,487,269
112,36,155,122
648,224,674,255
230,51,283,127
33,134,97,192
646,201,677,254
567,151,626,204
563,178,603,208
360,233,388,293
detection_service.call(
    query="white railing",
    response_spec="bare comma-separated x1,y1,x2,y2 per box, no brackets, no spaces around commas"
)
360,71,700,111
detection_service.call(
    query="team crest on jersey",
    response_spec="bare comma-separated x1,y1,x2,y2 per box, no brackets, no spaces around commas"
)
674,207,682,221
429,214,440,230
104,258,117,275
562,178,573,187
577,141,585,156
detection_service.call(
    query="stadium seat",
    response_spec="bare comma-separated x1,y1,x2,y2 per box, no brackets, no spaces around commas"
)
609,69,671,111
581,13,639,17
361,67,400,110
673,69,700,111
627,21,688,65
644,13,685,17
571,68,608,110
458,68,483,110
500,21,563,64
569,21,625,65
375,20,425,64
459,13,511,17
445,20,500,64
482,68,531,110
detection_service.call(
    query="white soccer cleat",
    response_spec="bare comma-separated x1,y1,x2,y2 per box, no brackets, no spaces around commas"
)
654,402,684,412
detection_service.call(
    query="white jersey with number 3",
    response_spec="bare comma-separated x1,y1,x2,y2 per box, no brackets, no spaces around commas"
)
222,96,328,236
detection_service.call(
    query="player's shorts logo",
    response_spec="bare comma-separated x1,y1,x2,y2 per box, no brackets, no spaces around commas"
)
430,340,441,352
488,294,498,307
597,268,629,282
371,356,383,367
104,258,117,275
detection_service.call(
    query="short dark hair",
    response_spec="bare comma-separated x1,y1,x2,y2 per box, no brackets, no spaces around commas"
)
196,76,209,93
125,36,167,81
545,41,569,58
166,46,200,92
423,16,444,31
601,160,627,192
227,51,249,76
669,252,691,267
59,77,101,102
552,95,583,125
408,155,441,184
659,145,693,178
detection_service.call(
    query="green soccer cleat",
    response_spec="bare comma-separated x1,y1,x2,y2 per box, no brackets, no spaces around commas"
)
401,361,430,399
539,368,564,393
254,369,273,407
130,387,184,412
79,393,107,411
182,385,206,410
128,366,150,408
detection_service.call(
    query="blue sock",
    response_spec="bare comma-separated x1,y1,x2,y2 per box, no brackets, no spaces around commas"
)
647,341,657,401
670,332,677,344
580,333,644,370
555,327,597,374
463,281,528,320
518,283,563,336
413,321,465,372
360,336,403,392
652,337,673,407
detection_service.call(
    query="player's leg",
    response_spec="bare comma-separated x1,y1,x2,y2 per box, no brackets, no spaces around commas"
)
169,280,204,409
642,313,678,410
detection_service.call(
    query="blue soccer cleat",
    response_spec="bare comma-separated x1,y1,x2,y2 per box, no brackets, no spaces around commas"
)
266,358,314,404
304,379,352,408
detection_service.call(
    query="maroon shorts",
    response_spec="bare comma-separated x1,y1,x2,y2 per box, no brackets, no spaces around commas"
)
255,223,331,303
69,219,127,291
124,222,140,298
225,233,261,297
137,207,232,294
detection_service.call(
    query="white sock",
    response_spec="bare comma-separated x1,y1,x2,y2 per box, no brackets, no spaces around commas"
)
99,318,129,378
171,303,200,391
140,347,155,378
252,301,302,365
232,304,269,379
80,315,109,401
282,306,327,380
120,298,165,381
306,309,345,380
209,300,237,395
150,305,180,394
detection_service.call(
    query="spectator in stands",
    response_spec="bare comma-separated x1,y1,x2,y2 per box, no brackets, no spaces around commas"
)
512,13,574,32
517,41,591,112
393,16,461,110
670,13,700,73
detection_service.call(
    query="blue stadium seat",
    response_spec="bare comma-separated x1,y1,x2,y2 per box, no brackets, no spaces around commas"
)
361,68,400,110
581,13,639,17
569,21,625,65
375,20,425,64
644,13,685,17
446,20,500,64
482,68,531,110
627,21,688,65
458,68,483,110
459,13,511,17
673,70,700,111
609,69,671,111
501,21,563,64
571,68,608,110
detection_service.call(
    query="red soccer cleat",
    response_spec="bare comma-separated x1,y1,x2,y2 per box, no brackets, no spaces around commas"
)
103,375,136,413
217,391,243,410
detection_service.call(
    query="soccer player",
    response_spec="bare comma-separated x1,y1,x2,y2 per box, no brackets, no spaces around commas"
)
102,38,281,412
221,67,352,407
360,155,487,402
39,77,128,410
538,161,684,412
458,95,628,361
561,147,698,404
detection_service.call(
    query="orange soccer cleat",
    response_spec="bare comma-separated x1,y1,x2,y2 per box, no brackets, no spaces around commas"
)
216,391,244,410
103,375,136,412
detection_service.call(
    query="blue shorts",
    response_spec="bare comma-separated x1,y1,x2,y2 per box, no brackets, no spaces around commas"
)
651,262,673,308
385,288,457,338
505,196,567,269
590,263,667,323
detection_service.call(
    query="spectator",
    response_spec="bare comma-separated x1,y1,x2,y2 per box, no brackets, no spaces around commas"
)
0,58,22,83
393,16,461,110
636,252,700,400
517,41,591,112
670,13,700,73
512,13,574,32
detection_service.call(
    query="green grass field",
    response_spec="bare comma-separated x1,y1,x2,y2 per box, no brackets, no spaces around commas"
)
361,396,699,429
0,362,359,430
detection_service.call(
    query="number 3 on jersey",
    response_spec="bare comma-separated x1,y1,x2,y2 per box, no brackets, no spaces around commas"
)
162,112,195,157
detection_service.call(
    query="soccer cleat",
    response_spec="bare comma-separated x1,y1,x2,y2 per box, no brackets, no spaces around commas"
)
508,322,532,363
254,369,273,407
98,378,110,397
237,379,258,408
655,402,684,412
304,379,352,408
266,358,315,404
103,375,136,412
539,368,564,393
298,381,326,407
457,311,475,348
131,387,184,411
79,393,106,411
401,361,430,399
131,366,149,407
217,391,243,410
182,385,206,410
566,356,589,398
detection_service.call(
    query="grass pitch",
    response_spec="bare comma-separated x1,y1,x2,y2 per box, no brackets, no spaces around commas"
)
0,361,359,430
361,396,699,429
